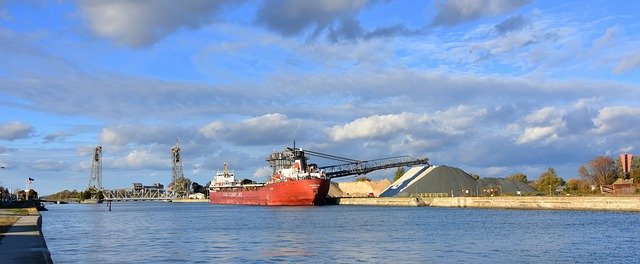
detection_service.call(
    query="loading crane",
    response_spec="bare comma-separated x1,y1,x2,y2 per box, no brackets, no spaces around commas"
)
296,148,429,179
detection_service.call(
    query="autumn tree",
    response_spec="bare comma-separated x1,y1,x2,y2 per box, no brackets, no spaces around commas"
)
565,179,591,195
578,156,617,187
506,172,528,184
534,167,565,194
393,167,406,182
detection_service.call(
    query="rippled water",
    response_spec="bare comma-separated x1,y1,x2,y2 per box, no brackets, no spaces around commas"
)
41,202,640,263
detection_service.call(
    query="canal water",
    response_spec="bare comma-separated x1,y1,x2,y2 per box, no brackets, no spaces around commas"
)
41,202,640,263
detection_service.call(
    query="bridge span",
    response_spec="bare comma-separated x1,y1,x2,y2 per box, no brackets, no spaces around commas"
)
102,189,175,202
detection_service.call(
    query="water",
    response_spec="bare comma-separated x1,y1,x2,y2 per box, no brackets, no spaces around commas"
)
41,203,640,263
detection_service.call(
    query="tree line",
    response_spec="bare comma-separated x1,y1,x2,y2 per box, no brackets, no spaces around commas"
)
505,155,639,195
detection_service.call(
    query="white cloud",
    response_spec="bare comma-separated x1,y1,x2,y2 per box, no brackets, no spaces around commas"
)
200,113,315,146
591,106,640,135
111,149,169,170
78,0,235,47
328,106,487,142
0,121,33,141
200,121,224,139
510,106,566,145
516,126,559,145
327,112,425,142
432,105,487,135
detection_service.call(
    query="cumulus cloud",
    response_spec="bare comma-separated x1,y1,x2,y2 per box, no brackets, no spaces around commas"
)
78,0,237,47
327,106,487,142
510,107,566,145
431,0,532,27
0,121,33,141
327,112,426,142
591,106,640,135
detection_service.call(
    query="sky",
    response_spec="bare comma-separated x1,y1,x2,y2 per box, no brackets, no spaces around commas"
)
1,0,640,195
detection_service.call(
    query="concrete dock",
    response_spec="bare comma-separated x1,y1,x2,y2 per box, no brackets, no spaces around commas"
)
0,209,52,264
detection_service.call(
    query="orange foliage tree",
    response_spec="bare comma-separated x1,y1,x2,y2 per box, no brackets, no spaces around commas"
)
578,156,617,187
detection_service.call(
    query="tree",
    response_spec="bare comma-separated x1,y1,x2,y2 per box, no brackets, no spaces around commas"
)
169,177,192,196
506,172,528,184
191,182,206,194
565,179,591,195
356,177,372,182
80,190,91,200
534,167,565,194
578,156,617,187
393,167,406,182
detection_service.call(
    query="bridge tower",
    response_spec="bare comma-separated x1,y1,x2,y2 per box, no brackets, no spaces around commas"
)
171,139,185,183
170,139,189,196
88,145,103,190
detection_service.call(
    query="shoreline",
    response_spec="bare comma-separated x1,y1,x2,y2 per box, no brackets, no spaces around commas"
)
331,196,640,211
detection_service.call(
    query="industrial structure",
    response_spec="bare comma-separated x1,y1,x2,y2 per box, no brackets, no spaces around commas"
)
169,139,189,197
88,145,102,190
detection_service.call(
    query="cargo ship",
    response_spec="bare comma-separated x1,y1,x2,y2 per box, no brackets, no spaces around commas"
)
209,147,330,206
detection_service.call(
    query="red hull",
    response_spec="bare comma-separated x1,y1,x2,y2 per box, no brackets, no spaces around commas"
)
209,178,330,206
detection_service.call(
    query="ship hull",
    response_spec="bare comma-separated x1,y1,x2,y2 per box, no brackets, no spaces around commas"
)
209,178,330,206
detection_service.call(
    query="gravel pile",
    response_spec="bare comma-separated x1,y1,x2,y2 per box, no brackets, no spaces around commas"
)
380,165,537,197
380,165,478,197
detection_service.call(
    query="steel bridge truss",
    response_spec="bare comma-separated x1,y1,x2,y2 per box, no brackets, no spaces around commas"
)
102,189,175,201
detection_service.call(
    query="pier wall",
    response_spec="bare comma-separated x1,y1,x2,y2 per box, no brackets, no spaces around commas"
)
333,197,425,206
334,196,640,211
428,196,640,211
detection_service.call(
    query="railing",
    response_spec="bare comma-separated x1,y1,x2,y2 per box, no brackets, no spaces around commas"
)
411,193,449,198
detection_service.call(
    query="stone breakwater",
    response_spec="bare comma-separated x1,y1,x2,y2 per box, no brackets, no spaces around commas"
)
334,196,640,211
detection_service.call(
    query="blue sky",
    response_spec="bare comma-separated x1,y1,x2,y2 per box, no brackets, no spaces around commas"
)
1,0,640,195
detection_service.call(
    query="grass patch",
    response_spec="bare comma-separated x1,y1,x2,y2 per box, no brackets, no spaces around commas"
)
0,208,30,215
0,216,20,242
